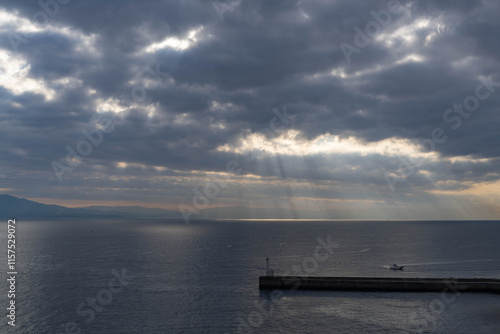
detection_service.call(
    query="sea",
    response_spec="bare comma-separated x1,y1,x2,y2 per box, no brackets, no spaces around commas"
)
2,219,500,333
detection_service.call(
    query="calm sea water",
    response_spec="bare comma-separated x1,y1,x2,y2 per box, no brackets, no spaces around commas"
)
2,219,500,333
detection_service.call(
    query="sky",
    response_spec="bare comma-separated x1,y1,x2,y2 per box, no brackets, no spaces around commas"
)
1,0,500,219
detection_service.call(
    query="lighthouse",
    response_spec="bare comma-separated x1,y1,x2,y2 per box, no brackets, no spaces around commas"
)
265,257,274,277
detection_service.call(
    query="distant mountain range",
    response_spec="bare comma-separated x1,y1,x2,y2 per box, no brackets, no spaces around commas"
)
0,194,179,219
0,194,334,219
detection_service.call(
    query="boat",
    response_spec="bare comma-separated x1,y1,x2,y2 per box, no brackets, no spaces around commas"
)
390,264,404,270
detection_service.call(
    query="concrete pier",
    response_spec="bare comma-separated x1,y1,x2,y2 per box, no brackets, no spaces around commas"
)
259,276,500,294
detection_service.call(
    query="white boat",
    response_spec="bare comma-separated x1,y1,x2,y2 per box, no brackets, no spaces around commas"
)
390,264,404,270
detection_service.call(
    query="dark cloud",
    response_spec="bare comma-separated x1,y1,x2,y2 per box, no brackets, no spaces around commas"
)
1,0,500,218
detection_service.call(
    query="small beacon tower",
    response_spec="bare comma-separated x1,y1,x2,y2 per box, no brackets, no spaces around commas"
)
265,257,274,277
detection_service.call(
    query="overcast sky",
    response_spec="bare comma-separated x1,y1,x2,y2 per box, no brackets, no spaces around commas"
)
1,0,500,219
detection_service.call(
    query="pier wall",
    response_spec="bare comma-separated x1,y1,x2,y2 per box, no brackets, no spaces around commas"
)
259,276,500,294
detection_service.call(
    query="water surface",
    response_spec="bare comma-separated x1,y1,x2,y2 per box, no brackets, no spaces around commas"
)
2,219,499,333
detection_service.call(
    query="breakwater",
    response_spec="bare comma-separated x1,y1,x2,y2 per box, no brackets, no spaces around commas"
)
259,276,500,294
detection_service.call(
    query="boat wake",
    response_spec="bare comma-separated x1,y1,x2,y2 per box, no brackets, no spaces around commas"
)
402,259,498,266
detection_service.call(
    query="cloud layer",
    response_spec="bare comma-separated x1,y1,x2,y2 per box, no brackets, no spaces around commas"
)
1,0,500,219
